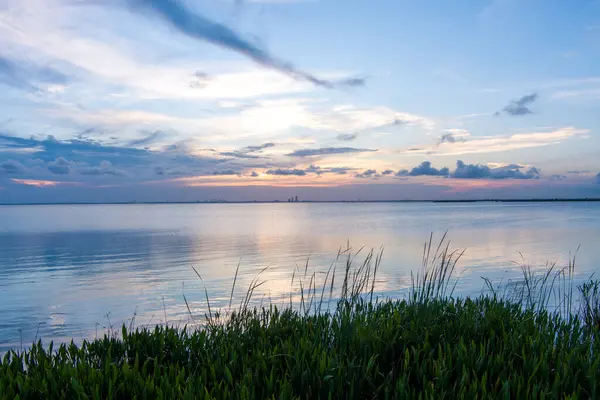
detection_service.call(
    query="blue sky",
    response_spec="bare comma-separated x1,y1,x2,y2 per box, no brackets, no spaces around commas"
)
1,0,599,202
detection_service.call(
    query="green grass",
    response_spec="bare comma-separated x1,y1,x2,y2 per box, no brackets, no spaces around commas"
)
2,236,600,399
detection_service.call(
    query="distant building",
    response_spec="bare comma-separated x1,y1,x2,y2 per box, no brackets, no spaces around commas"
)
295,196,299,202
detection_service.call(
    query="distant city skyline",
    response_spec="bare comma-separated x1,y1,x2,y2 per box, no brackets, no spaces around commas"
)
1,0,600,202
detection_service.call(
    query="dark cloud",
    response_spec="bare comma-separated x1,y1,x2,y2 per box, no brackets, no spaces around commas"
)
189,70,210,88
438,133,467,145
127,0,364,88
396,169,409,177
551,175,567,181
330,167,352,175
251,171,259,177
79,161,125,176
408,161,450,177
266,168,306,176
47,157,72,175
219,142,275,159
567,170,591,175
219,151,261,159
0,159,26,174
382,170,394,176
212,170,240,176
0,133,231,181
354,169,378,179
495,93,538,116
452,160,540,180
127,131,166,147
0,55,69,92
596,173,600,184
286,147,377,157
336,133,357,141
244,143,275,152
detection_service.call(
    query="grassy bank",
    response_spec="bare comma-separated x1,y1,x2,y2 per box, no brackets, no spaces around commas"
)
2,237,600,399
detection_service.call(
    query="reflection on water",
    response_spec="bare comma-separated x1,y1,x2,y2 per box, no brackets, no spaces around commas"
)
0,202,599,351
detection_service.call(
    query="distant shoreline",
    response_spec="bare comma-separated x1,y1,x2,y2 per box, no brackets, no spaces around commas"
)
1,198,600,206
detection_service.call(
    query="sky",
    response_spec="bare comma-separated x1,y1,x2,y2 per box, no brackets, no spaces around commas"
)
1,0,600,203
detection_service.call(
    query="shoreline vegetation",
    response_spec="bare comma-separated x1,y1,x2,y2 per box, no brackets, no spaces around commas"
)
2,236,600,398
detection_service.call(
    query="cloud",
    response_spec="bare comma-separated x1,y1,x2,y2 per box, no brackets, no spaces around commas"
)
567,170,591,175
403,127,588,156
10,179,73,188
79,160,125,176
597,173,600,184
0,133,235,181
126,131,166,148
266,168,306,176
212,169,240,176
393,161,542,180
251,171,259,177
0,159,27,174
219,142,275,159
0,54,69,92
354,169,377,179
438,130,470,145
551,175,567,181
47,157,72,175
127,0,363,88
495,93,538,116
286,147,377,157
336,133,357,141
452,160,540,180
408,161,449,177
381,170,394,176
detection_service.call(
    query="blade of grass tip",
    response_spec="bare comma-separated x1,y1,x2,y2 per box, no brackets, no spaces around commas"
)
182,282,195,323
192,266,213,323
229,260,241,312
242,267,269,311
425,232,434,269
370,247,383,303
432,231,448,267
299,276,305,314
304,256,310,277
162,296,168,326
329,261,338,307
290,269,296,310
245,280,268,312
319,254,338,314
307,271,316,314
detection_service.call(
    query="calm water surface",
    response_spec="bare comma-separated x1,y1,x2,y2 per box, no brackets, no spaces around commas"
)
1,202,599,351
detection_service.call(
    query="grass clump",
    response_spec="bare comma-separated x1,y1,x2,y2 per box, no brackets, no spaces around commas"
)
2,236,600,399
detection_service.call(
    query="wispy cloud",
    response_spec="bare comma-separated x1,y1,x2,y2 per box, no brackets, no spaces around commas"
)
0,54,69,92
336,133,357,141
127,0,364,88
266,168,306,176
403,127,587,156
438,129,470,145
126,131,167,148
286,147,377,157
219,142,275,159
10,178,77,187
495,93,538,116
